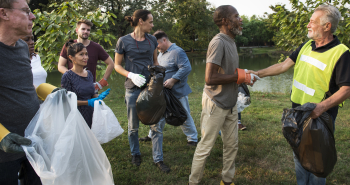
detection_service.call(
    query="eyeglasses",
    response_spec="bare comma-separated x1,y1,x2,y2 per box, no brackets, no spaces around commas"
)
7,7,32,16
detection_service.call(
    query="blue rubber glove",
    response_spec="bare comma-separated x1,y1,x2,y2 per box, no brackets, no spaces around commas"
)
88,98,101,108
97,88,110,100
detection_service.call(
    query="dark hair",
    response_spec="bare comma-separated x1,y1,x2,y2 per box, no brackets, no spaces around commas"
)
77,19,93,28
0,0,29,8
213,5,236,27
125,9,151,27
153,30,168,40
65,39,86,63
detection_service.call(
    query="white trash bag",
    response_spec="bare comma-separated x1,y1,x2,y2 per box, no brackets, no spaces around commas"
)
22,90,114,185
92,100,124,144
237,92,250,113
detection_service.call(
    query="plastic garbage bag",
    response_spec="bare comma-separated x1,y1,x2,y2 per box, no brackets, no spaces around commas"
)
92,100,124,144
237,92,250,113
163,88,187,126
136,65,167,125
22,90,114,185
281,103,336,178
236,84,251,113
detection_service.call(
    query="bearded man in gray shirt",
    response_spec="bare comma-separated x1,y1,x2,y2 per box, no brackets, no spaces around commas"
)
189,5,258,185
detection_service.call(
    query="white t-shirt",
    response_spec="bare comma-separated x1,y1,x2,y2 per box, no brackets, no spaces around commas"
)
31,55,47,87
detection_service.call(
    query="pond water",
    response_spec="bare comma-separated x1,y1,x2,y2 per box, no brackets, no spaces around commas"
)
46,53,294,93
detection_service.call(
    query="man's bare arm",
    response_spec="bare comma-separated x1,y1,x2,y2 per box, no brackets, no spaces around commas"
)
102,57,114,80
205,63,238,85
310,86,350,119
57,56,68,74
249,57,295,78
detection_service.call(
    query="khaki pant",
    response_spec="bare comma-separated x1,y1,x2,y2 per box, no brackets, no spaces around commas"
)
189,93,239,184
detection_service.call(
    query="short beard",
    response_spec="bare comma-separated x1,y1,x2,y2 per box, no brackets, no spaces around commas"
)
230,27,242,36
307,30,320,40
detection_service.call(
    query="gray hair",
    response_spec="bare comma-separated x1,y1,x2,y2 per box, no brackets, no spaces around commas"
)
315,5,341,33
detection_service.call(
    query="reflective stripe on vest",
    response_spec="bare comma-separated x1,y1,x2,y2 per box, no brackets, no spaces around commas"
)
291,40,349,105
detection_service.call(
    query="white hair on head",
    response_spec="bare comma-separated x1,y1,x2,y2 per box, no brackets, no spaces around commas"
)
315,4,341,33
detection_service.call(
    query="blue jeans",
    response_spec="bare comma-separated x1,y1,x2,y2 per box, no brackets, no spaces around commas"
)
148,96,198,142
293,115,336,185
125,87,165,163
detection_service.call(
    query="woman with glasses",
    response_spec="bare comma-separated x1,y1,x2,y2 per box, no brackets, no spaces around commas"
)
114,9,170,173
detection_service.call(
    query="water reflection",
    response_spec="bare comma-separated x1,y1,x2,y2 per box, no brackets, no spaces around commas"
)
46,53,293,93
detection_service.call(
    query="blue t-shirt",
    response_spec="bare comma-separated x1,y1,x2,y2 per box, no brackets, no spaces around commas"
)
115,33,158,89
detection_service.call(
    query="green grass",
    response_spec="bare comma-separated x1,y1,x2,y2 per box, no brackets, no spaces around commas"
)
102,87,350,185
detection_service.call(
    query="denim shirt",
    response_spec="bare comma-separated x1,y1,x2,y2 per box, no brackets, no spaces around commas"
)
158,43,192,98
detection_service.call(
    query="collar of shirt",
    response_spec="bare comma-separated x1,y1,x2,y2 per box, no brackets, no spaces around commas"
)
311,35,341,53
162,43,177,54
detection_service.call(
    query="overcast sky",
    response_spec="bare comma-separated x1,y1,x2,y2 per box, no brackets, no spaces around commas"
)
206,0,295,18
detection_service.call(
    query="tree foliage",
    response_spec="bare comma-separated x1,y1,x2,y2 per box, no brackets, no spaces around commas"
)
236,15,274,47
270,0,350,51
33,1,117,71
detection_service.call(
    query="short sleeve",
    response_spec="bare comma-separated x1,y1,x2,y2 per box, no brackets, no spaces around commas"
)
289,42,307,63
149,34,158,49
334,51,350,87
60,44,68,59
97,44,110,61
115,38,125,54
206,38,224,66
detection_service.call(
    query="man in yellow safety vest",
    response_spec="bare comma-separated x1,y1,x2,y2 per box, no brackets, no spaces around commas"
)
248,4,350,185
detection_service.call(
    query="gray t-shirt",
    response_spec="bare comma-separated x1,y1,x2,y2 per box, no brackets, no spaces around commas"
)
115,33,158,89
0,39,40,163
204,33,239,109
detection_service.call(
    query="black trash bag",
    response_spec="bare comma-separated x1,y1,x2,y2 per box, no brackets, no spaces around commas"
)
136,66,167,125
281,103,337,178
163,88,188,126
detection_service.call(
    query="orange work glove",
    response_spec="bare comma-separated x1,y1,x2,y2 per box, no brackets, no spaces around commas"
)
94,78,108,91
235,68,259,85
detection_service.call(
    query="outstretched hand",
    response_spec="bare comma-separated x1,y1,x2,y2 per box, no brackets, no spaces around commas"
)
245,69,260,86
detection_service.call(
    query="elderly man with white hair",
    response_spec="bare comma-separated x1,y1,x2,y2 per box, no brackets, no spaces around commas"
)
248,4,350,185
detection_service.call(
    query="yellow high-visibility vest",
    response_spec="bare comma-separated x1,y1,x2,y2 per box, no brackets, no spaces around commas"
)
291,40,348,105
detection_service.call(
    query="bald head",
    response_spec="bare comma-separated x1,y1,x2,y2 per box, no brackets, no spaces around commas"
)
213,5,237,27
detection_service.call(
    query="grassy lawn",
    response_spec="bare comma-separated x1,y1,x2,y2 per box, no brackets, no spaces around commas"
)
101,85,350,185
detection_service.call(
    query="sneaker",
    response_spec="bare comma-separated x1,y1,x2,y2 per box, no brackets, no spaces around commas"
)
220,180,235,185
139,136,151,142
238,123,247,131
187,141,197,147
155,161,170,173
131,155,142,166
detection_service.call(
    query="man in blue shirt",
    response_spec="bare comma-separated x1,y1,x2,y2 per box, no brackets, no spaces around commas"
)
139,30,198,147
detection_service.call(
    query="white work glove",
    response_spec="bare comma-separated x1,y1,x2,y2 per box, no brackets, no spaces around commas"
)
245,69,260,86
127,72,146,87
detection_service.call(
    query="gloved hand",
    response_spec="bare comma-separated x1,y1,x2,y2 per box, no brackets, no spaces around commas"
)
95,78,109,91
245,69,260,85
97,88,110,100
0,124,32,153
88,97,101,108
235,68,260,85
127,72,146,88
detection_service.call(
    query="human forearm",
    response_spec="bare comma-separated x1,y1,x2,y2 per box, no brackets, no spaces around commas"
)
102,57,114,80
310,86,350,119
77,100,88,106
321,86,350,111
58,65,68,74
255,58,294,78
